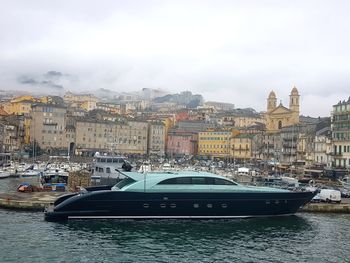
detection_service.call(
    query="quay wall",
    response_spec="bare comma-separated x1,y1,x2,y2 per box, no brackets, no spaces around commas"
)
300,202,350,213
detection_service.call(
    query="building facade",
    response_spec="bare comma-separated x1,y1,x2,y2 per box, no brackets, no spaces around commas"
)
230,134,254,161
148,121,166,156
265,87,300,132
167,130,197,157
74,120,148,156
332,98,350,168
198,131,231,159
30,104,67,153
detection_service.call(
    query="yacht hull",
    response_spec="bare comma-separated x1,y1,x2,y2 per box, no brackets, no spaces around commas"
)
45,191,315,222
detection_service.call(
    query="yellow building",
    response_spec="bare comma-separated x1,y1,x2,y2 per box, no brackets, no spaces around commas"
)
230,134,254,160
6,96,37,115
265,87,300,132
10,100,33,115
198,131,231,158
23,117,32,144
11,95,36,103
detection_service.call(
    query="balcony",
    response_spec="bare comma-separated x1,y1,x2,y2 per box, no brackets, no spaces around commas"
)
43,122,58,126
331,152,343,156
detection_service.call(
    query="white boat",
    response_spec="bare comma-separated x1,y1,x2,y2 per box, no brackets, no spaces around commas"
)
91,153,129,185
20,170,42,177
0,171,10,179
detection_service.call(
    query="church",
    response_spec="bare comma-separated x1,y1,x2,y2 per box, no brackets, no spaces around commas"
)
265,87,300,132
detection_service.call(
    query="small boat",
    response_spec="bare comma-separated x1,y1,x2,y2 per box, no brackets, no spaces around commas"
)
45,170,316,222
0,171,10,179
20,170,42,177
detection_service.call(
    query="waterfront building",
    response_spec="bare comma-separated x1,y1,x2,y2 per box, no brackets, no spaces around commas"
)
314,133,332,167
312,118,332,166
30,104,67,154
331,98,350,168
265,87,300,132
148,121,166,157
279,125,299,164
230,133,254,161
198,130,231,159
167,129,197,157
296,123,317,165
74,119,148,156
74,119,115,155
0,121,23,152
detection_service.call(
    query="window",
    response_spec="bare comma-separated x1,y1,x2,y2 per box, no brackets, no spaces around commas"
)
106,167,111,173
214,178,236,185
278,121,282,129
158,177,236,185
114,178,136,189
192,177,206,185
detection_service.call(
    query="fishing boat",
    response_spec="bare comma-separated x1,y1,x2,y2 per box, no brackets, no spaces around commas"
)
44,170,316,221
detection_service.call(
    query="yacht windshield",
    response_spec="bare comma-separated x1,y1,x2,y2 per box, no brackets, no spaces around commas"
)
157,177,237,185
113,178,136,190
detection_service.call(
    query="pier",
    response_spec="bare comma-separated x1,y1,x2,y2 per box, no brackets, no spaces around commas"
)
301,200,350,213
0,192,64,211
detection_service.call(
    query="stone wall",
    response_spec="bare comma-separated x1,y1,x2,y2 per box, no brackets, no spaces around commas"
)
68,170,91,192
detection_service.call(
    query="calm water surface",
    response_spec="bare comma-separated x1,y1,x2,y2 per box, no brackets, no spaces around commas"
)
1,178,350,263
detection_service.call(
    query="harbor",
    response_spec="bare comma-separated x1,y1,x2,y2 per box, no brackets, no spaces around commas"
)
1,158,350,214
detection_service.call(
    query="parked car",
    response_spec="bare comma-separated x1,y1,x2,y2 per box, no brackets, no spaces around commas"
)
311,193,321,203
319,189,341,203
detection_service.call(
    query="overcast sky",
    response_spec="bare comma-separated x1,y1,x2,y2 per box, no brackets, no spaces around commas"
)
1,0,350,117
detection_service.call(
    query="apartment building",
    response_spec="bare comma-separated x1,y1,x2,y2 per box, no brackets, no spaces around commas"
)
148,121,166,156
332,98,350,168
75,119,148,156
230,133,254,160
198,131,231,158
30,104,67,153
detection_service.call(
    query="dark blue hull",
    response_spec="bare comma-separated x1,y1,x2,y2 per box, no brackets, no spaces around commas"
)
44,191,315,221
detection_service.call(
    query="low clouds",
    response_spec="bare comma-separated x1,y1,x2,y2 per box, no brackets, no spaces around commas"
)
17,71,69,93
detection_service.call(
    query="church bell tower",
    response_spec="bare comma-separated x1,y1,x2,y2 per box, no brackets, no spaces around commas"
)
267,91,277,112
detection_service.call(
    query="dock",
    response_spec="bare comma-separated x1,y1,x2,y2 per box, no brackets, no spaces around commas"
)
300,199,350,213
0,192,65,211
